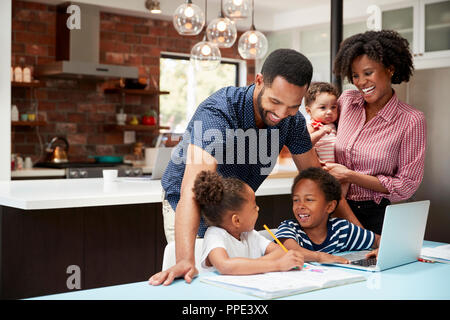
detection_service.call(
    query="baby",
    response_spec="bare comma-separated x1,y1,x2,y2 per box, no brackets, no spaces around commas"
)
304,82,340,164
194,170,304,275
275,167,380,264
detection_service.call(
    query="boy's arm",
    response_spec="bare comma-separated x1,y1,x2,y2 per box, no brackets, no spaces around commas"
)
282,238,349,264
207,247,304,275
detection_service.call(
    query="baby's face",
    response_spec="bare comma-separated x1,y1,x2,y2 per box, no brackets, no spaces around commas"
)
306,92,338,124
291,179,336,230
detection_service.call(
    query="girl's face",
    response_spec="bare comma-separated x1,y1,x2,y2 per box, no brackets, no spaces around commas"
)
292,179,337,230
351,54,394,108
306,92,338,124
235,184,260,232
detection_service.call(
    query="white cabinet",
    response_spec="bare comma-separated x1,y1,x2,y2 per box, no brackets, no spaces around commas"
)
382,0,450,69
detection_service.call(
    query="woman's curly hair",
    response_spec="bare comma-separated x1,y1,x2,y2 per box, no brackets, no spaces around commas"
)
333,30,413,84
193,170,246,227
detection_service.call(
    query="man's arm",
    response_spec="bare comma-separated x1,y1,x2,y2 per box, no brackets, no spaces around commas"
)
149,144,217,286
291,148,321,170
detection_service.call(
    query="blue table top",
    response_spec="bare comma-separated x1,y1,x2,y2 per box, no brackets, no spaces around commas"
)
28,241,450,300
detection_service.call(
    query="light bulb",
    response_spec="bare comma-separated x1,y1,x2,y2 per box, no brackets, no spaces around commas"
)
201,44,212,56
248,32,258,44
238,29,268,60
223,0,250,20
206,17,237,48
173,2,205,36
190,40,221,71
233,0,243,5
184,6,194,18
217,20,227,32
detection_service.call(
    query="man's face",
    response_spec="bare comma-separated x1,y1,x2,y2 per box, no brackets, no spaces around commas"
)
254,75,308,127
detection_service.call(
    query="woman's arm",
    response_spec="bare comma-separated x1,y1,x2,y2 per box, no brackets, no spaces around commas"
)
207,247,304,275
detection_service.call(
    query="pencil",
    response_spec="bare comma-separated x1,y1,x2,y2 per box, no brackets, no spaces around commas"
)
263,224,288,252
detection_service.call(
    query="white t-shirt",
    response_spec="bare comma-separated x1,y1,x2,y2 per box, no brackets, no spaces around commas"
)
200,226,272,271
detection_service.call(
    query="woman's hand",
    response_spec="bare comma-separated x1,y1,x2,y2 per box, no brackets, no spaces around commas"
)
323,163,352,183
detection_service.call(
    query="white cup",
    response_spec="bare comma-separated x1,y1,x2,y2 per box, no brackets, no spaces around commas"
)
102,169,118,183
24,157,33,169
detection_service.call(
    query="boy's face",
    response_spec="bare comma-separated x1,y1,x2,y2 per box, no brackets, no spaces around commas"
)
305,92,338,125
292,179,337,230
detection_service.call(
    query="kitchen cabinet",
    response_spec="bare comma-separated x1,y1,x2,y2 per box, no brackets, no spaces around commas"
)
382,0,450,69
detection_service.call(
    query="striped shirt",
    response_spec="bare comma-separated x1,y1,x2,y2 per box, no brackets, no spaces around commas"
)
275,218,375,253
336,89,426,204
312,122,337,163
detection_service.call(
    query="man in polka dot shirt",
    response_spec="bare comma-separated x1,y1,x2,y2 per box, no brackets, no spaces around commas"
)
150,49,321,286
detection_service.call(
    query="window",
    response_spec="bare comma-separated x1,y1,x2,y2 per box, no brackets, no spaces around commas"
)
159,53,240,133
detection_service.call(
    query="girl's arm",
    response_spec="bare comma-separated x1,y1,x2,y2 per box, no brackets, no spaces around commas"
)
307,124,332,146
282,238,349,264
206,247,304,275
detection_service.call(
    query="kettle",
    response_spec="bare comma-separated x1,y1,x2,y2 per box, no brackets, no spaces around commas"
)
45,136,69,163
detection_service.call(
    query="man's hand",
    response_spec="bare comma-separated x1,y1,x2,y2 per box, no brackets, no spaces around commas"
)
148,259,198,286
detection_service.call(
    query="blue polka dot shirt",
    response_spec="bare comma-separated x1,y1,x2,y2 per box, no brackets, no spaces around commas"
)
161,84,312,237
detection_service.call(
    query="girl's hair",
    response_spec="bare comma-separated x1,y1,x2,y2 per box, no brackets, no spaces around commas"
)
333,30,413,85
304,82,340,107
291,167,341,207
193,171,247,226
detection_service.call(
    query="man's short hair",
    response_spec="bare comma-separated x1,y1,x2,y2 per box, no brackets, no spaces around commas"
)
261,48,313,88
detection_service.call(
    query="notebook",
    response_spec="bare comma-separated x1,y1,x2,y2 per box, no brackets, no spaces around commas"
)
327,200,430,272
421,244,450,263
200,264,365,299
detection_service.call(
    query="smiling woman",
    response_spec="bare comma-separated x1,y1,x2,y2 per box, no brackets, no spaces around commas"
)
329,30,426,235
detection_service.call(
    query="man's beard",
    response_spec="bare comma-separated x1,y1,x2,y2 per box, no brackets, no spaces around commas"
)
256,86,268,127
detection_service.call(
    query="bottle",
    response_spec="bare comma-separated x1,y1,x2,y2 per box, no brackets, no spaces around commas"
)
23,65,32,83
14,57,25,82
133,142,145,166
11,105,19,121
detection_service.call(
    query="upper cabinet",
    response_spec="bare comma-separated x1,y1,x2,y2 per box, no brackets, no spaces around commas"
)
382,0,450,69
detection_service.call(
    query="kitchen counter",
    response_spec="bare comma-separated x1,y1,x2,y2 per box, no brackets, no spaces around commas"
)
0,177,295,210
11,168,66,179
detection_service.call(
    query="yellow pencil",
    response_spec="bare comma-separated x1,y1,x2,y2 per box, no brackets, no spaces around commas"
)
263,224,288,252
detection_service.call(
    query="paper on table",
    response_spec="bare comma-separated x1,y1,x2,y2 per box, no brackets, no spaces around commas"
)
200,264,366,299
421,244,450,263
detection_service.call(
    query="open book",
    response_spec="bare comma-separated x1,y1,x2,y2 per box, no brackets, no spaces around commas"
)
200,264,366,299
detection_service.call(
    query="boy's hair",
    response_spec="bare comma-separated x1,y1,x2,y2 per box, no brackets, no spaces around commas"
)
261,48,313,88
333,30,413,85
291,167,341,208
193,170,246,227
304,82,340,107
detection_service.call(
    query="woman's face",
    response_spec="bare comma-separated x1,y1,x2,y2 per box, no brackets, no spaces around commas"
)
351,54,394,107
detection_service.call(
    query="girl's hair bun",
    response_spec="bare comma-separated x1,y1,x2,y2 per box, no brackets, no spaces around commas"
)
193,170,224,206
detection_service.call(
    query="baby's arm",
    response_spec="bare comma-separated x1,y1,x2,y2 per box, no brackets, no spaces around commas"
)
307,124,332,146
282,238,349,264
207,246,304,275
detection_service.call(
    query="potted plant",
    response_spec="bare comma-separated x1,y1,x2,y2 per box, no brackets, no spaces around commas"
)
142,109,157,126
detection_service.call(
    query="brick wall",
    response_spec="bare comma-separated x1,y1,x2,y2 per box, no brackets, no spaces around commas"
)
11,0,256,162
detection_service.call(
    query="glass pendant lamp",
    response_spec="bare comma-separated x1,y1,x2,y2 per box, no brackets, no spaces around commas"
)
190,0,221,70
173,0,205,36
238,0,268,59
206,0,237,48
222,0,251,20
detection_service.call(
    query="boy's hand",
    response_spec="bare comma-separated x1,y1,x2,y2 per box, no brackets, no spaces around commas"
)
365,248,379,259
277,250,304,271
317,252,349,264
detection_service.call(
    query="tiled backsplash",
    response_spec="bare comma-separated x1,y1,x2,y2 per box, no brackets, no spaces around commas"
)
11,0,255,162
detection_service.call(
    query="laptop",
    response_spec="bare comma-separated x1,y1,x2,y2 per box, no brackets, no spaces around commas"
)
123,147,174,181
326,200,430,272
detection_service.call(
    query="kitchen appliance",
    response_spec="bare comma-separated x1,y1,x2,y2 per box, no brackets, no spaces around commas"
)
35,3,138,79
45,136,69,163
34,161,143,179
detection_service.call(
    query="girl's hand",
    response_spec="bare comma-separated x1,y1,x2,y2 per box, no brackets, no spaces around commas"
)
323,163,352,183
277,250,305,271
317,252,349,264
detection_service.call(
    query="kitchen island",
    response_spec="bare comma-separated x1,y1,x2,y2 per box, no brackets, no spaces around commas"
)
0,177,295,299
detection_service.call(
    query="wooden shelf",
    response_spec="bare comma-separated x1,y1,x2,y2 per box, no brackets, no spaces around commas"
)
12,121,46,127
11,81,43,88
106,124,170,131
104,88,169,95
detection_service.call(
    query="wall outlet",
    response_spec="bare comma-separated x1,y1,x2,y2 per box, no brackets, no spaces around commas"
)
124,131,135,144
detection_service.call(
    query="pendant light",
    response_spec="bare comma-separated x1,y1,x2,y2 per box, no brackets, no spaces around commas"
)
173,0,205,36
206,0,237,48
222,0,251,20
190,0,221,71
238,0,268,60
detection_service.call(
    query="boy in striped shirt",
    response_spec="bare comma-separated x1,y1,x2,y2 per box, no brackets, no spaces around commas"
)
275,167,380,264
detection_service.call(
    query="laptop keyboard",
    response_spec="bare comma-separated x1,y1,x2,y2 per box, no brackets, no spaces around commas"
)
350,258,377,267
